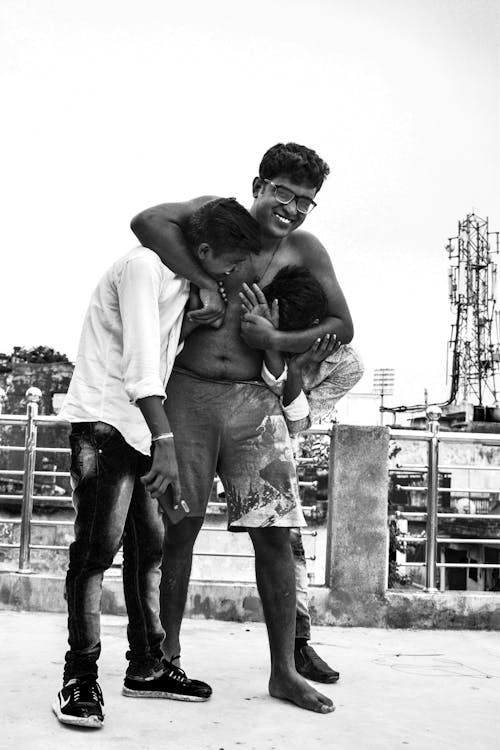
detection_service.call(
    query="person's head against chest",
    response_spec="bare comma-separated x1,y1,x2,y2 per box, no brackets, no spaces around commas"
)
262,265,328,331
186,198,261,280
250,142,330,241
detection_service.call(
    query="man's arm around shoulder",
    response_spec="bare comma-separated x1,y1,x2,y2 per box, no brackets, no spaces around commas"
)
241,232,354,353
291,230,353,333
131,196,225,326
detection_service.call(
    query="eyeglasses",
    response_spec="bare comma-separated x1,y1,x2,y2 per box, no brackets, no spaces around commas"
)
263,179,317,215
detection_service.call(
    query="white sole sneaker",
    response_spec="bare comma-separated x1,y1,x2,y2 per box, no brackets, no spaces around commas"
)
52,700,104,728
122,685,207,701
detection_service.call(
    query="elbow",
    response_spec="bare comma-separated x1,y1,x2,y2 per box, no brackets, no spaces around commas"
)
341,311,354,344
343,322,354,345
130,211,151,244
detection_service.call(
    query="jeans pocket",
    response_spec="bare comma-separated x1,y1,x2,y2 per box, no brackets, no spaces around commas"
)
92,421,119,448
69,423,100,487
69,430,86,490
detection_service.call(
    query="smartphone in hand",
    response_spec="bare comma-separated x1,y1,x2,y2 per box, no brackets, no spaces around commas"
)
157,486,190,524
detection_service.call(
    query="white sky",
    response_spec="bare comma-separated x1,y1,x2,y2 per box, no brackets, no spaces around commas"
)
1,0,499,407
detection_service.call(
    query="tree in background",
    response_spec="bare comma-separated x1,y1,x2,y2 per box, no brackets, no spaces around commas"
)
0,345,74,492
10,346,72,364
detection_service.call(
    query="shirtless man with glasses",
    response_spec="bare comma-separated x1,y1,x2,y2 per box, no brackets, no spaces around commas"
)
130,143,360,713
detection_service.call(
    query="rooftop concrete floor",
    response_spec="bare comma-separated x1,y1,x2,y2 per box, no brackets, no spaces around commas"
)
1,611,499,750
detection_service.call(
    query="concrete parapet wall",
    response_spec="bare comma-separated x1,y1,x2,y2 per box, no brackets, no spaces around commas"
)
385,591,500,630
0,572,265,622
1,572,499,629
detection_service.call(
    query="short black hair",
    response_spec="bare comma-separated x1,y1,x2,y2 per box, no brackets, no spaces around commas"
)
186,198,261,257
259,143,330,191
262,265,328,331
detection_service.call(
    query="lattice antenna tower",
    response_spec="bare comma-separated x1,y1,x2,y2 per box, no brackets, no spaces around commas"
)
446,213,500,406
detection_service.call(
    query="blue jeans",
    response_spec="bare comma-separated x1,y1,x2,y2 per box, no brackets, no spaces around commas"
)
64,422,165,682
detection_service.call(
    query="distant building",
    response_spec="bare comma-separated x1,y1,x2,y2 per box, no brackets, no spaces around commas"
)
409,401,500,433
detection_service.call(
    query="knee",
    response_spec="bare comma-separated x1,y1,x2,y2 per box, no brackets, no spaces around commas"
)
249,527,291,556
164,517,203,547
141,533,164,563
68,537,118,573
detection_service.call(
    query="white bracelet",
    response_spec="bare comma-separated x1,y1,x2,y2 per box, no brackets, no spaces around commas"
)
152,432,174,442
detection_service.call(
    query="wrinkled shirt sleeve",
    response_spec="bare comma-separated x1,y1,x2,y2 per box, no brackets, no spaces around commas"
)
117,255,166,404
262,361,311,434
283,391,311,435
304,345,365,423
261,360,288,395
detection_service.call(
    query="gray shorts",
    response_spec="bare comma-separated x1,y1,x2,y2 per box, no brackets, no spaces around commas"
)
165,367,306,531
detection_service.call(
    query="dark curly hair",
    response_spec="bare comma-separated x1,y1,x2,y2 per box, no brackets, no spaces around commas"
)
259,143,330,191
262,265,328,331
186,198,261,257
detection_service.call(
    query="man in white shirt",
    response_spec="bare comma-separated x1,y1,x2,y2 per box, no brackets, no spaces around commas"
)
52,198,260,729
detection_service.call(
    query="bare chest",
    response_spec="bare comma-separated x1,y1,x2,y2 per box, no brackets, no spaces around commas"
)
252,243,304,287
175,268,262,379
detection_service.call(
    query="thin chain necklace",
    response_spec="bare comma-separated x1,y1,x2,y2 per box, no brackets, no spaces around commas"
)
254,241,282,284
218,241,282,301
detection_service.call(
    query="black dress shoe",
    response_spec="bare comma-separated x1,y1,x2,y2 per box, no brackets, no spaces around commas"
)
295,644,340,683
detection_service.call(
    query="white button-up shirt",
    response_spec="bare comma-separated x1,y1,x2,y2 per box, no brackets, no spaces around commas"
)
60,246,189,455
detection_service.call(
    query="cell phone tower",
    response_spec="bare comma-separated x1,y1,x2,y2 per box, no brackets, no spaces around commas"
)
446,212,500,407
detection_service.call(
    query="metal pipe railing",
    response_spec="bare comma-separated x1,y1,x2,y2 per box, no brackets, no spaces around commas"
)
400,536,500,544
424,407,441,591
390,408,500,591
2,387,498,592
17,388,42,572
396,485,497,494
0,388,325,574
393,464,500,471
399,512,500,520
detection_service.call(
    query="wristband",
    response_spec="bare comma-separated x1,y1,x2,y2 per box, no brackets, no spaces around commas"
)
152,432,174,442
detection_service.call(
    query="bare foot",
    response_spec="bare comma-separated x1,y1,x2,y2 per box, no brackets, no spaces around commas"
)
269,671,335,713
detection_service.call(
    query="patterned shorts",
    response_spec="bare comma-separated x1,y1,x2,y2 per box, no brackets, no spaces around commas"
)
165,367,306,531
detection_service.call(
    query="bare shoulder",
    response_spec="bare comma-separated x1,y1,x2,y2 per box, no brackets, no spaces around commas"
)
287,230,335,270
288,228,353,339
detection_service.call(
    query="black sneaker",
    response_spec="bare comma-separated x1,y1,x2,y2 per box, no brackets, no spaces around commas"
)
295,644,340,684
122,659,212,702
52,677,104,728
